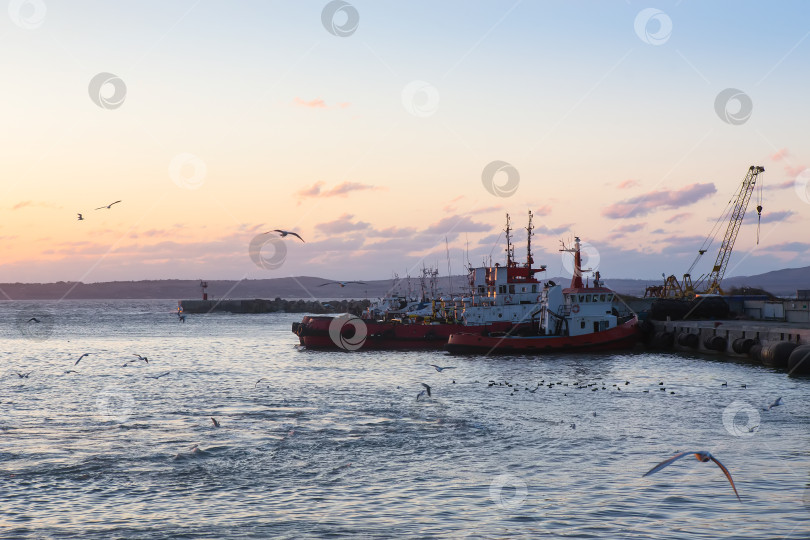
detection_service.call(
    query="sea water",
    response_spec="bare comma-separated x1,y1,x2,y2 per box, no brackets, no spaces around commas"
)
1,300,808,538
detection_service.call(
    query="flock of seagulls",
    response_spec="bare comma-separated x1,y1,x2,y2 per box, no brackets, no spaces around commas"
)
77,200,122,221
403,367,792,503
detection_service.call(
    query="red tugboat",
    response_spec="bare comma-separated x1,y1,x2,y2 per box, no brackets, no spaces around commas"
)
292,212,549,350
445,237,641,354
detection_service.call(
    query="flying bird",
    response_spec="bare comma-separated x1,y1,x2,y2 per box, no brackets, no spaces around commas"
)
17,372,32,378
643,450,741,502
27,317,40,323
132,354,149,363
416,383,432,401
255,377,269,387
95,200,121,210
318,281,366,288
146,371,171,379
429,365,456,372
77,213,84,221
267,229,305,242
211,417,221,428
74,353,90,366
764,397,784,410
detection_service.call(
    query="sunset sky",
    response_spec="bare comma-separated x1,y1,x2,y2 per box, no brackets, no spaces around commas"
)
2,1,809,285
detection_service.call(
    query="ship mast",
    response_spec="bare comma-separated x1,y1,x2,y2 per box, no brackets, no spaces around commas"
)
525,210,534,271
504,213,515,267
560,236,586,289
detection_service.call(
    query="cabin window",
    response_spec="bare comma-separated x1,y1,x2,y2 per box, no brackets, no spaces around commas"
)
600,294,606,302
478,286,485,294
607,294,613,302
521,287,526,292
509,285,515,294
585,294,591,302
532,284,537,293
580,321,586,329
498,285,506,294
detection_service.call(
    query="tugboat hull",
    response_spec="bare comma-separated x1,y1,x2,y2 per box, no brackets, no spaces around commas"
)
445,318,641,354
294,315,524,350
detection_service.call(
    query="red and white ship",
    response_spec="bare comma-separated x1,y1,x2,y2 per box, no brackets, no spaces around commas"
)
292,212,549,350
445,237,641,354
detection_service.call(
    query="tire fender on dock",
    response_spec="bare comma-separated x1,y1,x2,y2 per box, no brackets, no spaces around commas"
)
703,335,727,352
748,343,764,364
787,345,810,375
676,332,699,348
761,341,798,369
731,337,755,354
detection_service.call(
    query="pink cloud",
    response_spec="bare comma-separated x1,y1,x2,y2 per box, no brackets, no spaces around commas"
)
615,223,643,233
296,182,324,198
767,179,795,191
665,212,692,224
535,205,552,216
602,183,717,219
745,210,794,224
315,213,371,234
770,148,789,161
424,215,491,235
784,164,807,178
292,98,351,110
293,97,327,108
617,179,639,190
297,181,379,200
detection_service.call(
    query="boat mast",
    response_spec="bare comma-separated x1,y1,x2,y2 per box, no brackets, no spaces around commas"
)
560,236,585,289
504,213,515,267
525,210,534,272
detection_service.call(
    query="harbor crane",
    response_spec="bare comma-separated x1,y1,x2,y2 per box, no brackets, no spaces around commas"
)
645,165,765,299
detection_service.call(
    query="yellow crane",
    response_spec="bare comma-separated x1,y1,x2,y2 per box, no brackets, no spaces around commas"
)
645,165,765,299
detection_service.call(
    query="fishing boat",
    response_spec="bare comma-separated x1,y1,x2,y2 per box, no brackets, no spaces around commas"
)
292,212,549,350
445,237,641,354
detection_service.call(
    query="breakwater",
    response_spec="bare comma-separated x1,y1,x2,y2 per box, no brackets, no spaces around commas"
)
178,298,371,315
646,319,810,375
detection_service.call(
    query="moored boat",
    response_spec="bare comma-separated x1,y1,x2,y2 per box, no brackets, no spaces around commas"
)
293,212,548,350
445,237,641,354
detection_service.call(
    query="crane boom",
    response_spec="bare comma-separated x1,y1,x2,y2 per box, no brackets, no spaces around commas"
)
703,165,764,294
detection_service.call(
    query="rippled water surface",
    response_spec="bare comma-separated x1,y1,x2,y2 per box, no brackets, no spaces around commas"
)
1,300,809,539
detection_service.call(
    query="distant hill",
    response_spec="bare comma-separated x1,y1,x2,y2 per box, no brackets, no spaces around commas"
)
1,266,808,300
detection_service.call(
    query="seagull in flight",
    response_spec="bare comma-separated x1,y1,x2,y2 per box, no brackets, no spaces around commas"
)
132,354,149,363
266,229,304,242
77,213,84,221
27,317,40,323
643,450,741,502
416,383,431,401
74,353,91,366
95,200,121,210
17,372,32,378
146,371,171,379
429,365,456,372
318,281,366,288
255,377,269,387
211,417,221,428
764,397,784,410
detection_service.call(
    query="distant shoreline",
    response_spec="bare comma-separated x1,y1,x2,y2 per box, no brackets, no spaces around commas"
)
1,266,807,299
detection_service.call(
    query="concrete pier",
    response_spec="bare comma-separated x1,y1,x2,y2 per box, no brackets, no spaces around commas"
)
648,320,808,357
178,298,370,315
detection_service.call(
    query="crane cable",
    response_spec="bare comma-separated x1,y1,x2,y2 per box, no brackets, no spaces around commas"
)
686,189,736,276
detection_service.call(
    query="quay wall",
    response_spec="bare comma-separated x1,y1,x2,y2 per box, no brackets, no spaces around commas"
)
178,298,370,315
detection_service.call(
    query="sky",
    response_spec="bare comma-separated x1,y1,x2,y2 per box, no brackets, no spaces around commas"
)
1,0,809,285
